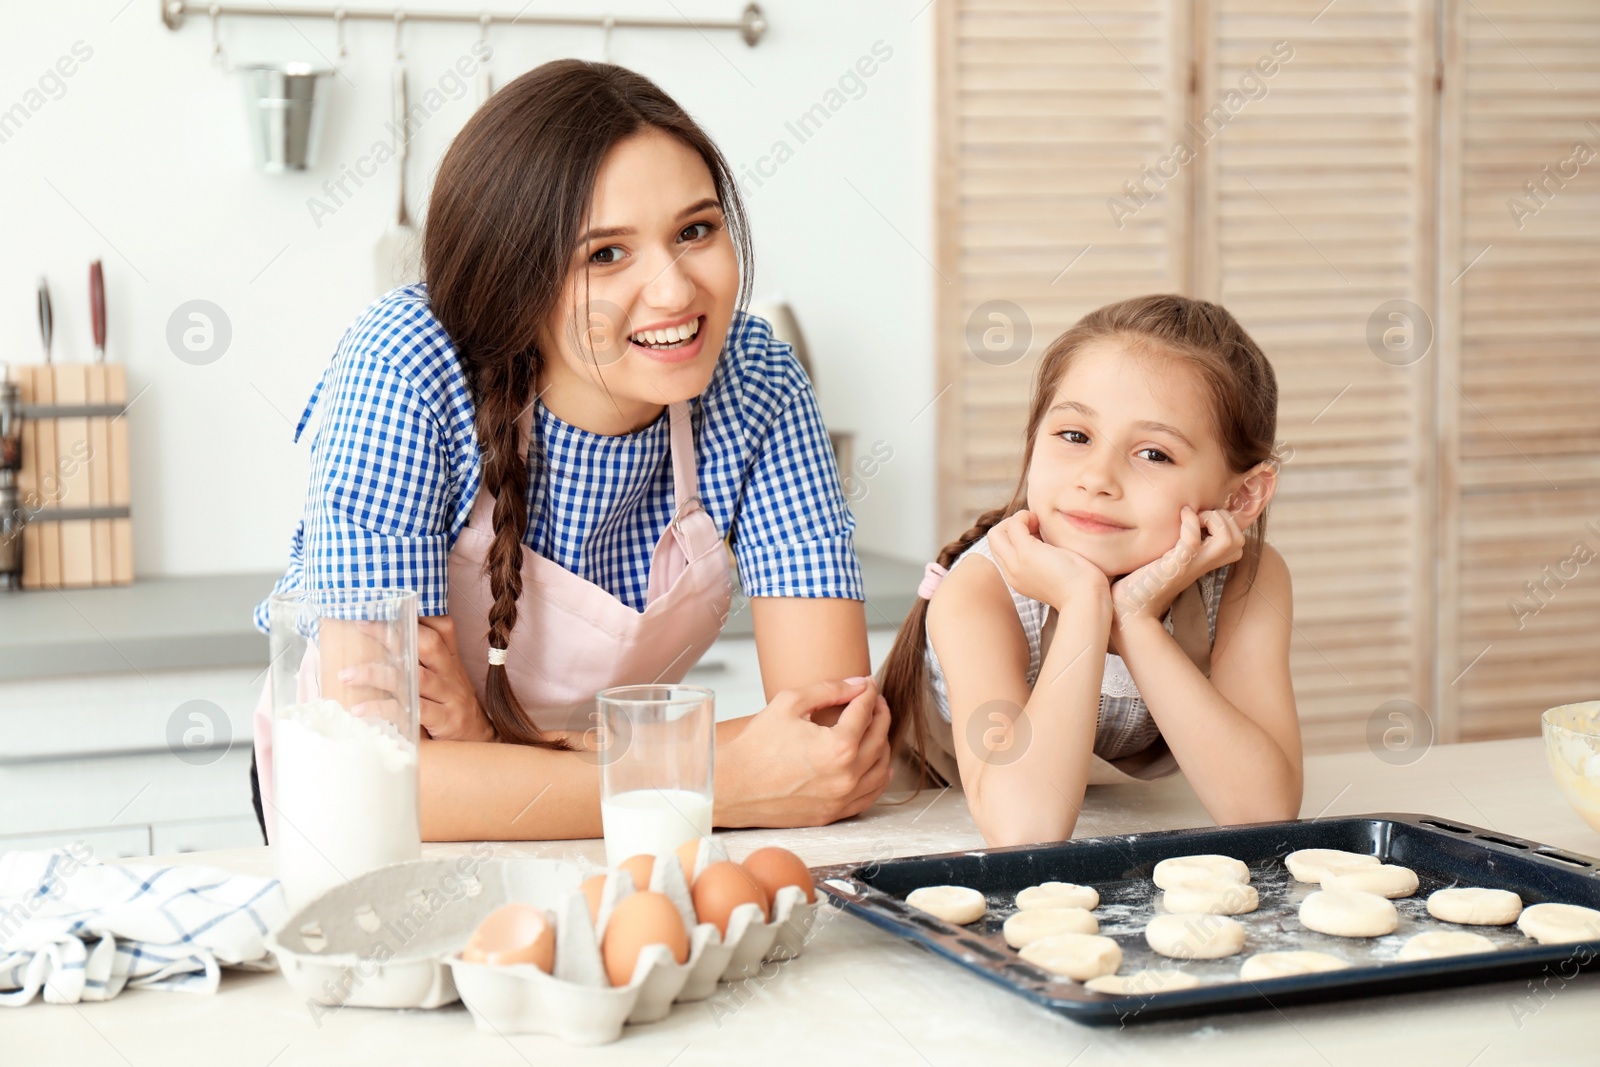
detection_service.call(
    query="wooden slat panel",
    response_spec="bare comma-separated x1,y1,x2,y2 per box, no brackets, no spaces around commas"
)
1198,0,1437,753
1455,485,1600,739
1443,0,1600,743
938,0,1192,542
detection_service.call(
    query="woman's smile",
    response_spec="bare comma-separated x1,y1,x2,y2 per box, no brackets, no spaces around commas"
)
628,313,706,364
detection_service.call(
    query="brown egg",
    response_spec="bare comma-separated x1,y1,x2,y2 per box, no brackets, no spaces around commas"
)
580,874,606,924
675,838,704,881
691,861,769,936
460,903,555,972
618,853,655,892
600,891,689,987
741,847,816,906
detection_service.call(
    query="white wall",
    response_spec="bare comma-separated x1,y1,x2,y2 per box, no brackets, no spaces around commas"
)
0,0,937,579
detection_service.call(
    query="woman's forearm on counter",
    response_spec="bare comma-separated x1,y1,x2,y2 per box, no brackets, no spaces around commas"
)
420,739,603,841
420,716,759,841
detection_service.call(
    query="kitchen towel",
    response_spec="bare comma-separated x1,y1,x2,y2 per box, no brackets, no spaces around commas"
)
0,847,286,1005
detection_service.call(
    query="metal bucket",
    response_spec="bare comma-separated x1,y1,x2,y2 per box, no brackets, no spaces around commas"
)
238,62,333,172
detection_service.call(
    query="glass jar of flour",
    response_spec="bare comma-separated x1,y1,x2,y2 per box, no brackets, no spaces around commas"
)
268,588,421,910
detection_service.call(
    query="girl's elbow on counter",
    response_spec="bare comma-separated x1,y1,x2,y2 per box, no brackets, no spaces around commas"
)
973,798,1081,849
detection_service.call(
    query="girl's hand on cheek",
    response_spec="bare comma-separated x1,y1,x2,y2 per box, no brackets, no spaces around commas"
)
988,510,1110,613
1109,505,1244,634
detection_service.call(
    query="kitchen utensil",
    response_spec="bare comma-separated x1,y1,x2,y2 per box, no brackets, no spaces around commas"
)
89,260,105,363
815,813,1600,1026
0,379,22,591
374,21,418,293
237,62,333,172
597,685,715,868
36,278,52,364
477,14,495,103
84,259,114,581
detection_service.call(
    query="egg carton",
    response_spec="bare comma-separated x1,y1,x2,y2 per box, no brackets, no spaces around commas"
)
264,844,818,1044
266,855,585,1010
448,841,818,1044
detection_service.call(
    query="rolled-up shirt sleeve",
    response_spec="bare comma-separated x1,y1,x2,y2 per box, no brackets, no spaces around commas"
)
298,341,454,615
730,354,864,601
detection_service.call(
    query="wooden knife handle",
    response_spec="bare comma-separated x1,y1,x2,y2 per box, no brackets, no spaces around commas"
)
89,260,106,356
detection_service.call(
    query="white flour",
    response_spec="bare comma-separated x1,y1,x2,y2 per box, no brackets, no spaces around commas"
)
274,699,420,910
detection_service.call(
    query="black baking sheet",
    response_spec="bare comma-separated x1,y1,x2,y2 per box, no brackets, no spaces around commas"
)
811,813,1600,1026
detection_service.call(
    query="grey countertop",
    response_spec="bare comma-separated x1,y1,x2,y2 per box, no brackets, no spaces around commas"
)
0,551,924,681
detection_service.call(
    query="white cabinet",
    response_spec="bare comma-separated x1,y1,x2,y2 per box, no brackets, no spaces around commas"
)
0,668,265,858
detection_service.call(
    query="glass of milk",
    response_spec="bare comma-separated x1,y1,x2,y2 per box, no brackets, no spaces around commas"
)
596,685,715,868
268,588,421,911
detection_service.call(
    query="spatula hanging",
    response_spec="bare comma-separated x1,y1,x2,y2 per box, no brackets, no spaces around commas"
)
374,17,418,294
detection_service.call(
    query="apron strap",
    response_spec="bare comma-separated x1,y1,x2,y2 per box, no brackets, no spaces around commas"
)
666,401,699,522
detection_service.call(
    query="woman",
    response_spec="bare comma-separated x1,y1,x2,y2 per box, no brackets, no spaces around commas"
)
250,60,891,841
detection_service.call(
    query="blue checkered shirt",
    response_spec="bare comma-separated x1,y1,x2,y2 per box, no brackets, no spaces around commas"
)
252,285,863,632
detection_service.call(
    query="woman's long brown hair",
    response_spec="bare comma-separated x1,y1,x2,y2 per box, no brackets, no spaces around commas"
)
878,294,1281,792
422,60,753,747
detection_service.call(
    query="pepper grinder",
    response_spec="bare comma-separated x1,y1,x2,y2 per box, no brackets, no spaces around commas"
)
0,372,23,590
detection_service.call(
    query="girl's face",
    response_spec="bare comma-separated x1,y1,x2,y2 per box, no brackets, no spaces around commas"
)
1025,339,1260,577
537,128,740,434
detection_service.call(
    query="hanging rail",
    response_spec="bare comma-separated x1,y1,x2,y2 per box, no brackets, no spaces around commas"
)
158,1,769,46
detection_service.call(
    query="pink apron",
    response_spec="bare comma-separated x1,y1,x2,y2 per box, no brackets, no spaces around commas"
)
252,399,733,838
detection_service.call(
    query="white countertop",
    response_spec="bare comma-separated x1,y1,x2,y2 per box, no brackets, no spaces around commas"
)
9,737,1600,1065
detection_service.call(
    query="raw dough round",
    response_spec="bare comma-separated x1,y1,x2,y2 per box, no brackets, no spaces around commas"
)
1152,855,1250,890
906,886,987,925
1002,906,1098,948
1517,902,1600,944
1017,933,1123,981
1396,930,1497,961
1084,969,1201,995
1238,951,1351,981
1145,913,1247,959
1426,887,1523,926
1322,864,1418,899
1162,878,1259,916
1299,890,1398,938
1284,848,1381,884
1015,881,1099,911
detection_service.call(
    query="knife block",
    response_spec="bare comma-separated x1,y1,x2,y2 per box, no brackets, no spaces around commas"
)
13,363,132,588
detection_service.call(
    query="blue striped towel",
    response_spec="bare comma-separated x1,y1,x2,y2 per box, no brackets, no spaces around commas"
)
0,847,286,1005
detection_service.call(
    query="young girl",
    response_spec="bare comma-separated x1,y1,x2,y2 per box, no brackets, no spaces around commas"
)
880,294,1302,846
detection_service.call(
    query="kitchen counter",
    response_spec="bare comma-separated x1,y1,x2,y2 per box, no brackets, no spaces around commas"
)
8,737,1598,1064
0,552,924,681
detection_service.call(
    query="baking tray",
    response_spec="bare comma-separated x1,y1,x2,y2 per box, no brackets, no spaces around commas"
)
811,812,1600,1026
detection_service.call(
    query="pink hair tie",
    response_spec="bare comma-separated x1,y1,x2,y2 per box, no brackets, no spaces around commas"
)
917,562,949,601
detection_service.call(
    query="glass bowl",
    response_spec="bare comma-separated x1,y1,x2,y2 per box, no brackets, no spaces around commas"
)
1542,700,1600,834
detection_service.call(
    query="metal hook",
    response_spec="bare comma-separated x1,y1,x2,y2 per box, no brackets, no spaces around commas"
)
602,15,615,62
333,8,347,59
208,3,227,69
393,10,405,62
